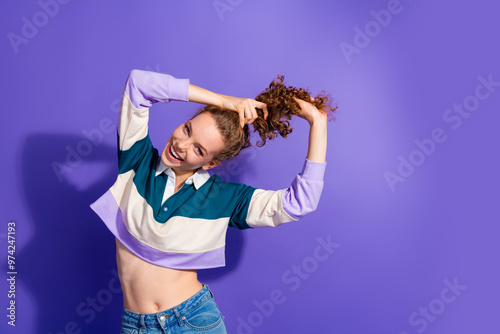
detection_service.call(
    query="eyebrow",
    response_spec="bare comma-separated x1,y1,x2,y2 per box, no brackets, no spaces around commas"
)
187,121,208,155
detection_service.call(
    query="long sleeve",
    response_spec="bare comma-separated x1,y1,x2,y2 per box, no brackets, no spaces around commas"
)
118,69,190,151
282,159,326,220
241,159,326,228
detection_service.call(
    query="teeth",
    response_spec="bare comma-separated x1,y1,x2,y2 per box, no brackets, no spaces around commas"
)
170,145,181,160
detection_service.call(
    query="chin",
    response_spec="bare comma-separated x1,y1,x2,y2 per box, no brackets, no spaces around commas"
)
161,150,175,167
161,155,168,166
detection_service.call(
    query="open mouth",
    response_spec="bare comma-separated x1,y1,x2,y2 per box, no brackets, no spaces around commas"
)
168,144,184,162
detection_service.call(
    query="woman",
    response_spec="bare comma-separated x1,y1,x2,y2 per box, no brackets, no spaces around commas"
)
90,69,335,333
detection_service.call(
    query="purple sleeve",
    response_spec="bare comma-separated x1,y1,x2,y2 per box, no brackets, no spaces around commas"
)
125,69,190,109
282,159,326,220
117,69,190,151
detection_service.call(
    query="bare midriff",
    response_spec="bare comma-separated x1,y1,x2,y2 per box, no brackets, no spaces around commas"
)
115,238,203,314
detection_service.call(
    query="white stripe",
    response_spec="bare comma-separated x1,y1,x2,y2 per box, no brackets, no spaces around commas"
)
110,171,229,253
246,189,298,228
118,92,149,151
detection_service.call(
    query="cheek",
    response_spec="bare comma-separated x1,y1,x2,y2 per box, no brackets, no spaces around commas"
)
190,151,211,164
191,151,206,163
172,126,183,138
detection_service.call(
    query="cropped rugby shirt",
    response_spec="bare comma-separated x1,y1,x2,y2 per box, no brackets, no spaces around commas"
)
90,69,326,270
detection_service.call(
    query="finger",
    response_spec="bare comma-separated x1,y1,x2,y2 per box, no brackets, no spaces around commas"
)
241,101,255,123
256,101,269,120
240,112,246,128
243,106,253,126
245,107,256,124
249,104,259,123
293,97,304,107
262,104,269,120
236,108,245,128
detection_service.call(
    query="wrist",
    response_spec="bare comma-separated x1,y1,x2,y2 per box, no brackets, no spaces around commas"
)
219,94,233,109
308,113,327,127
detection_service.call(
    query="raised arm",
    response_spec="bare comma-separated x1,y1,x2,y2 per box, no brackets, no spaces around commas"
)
294,97,328,163
187,83,223,109
237,157,326,229
188,83,269,128
118,69,189,151
281,98,328,220
235,98,328,228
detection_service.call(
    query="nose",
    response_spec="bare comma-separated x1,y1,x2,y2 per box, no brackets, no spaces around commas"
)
177,139,189,152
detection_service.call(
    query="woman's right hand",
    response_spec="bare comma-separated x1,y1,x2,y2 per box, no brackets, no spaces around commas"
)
222,95,269,128
188,83,268,128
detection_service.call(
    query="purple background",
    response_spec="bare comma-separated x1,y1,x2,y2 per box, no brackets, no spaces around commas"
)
1,0,499,333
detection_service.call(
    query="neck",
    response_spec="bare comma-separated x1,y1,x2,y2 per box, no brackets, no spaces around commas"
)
171,167,198,185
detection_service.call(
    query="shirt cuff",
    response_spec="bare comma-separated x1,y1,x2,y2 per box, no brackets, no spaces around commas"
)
300,159,327,182
166,77,190,102
126,70,190,109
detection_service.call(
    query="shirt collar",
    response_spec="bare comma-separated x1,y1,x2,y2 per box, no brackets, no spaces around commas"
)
155,160,211,190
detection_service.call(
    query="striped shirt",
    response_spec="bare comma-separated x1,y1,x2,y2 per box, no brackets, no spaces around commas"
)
90,69,326,269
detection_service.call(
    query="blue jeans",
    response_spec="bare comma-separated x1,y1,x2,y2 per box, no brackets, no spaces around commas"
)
120,285,227,334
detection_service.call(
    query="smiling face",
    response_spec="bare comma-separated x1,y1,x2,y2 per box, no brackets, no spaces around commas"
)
161,112,225,175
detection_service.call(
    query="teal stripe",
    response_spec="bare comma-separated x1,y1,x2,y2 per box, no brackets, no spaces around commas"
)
117,131,154,174
171,176,255,230
116,132,256,229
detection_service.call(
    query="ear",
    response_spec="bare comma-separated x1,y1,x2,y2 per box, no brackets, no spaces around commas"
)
201,160,221,170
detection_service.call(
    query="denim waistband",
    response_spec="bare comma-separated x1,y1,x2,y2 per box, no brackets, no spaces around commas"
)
122,284,213,328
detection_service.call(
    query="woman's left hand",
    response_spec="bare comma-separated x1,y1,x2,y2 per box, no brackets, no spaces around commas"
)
293,97,328,163
293,97,327,125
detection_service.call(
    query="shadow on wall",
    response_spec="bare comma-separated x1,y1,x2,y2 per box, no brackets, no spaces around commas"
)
19,134,247,333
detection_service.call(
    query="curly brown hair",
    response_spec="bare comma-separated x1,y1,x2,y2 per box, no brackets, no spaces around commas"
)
191,75,337,162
